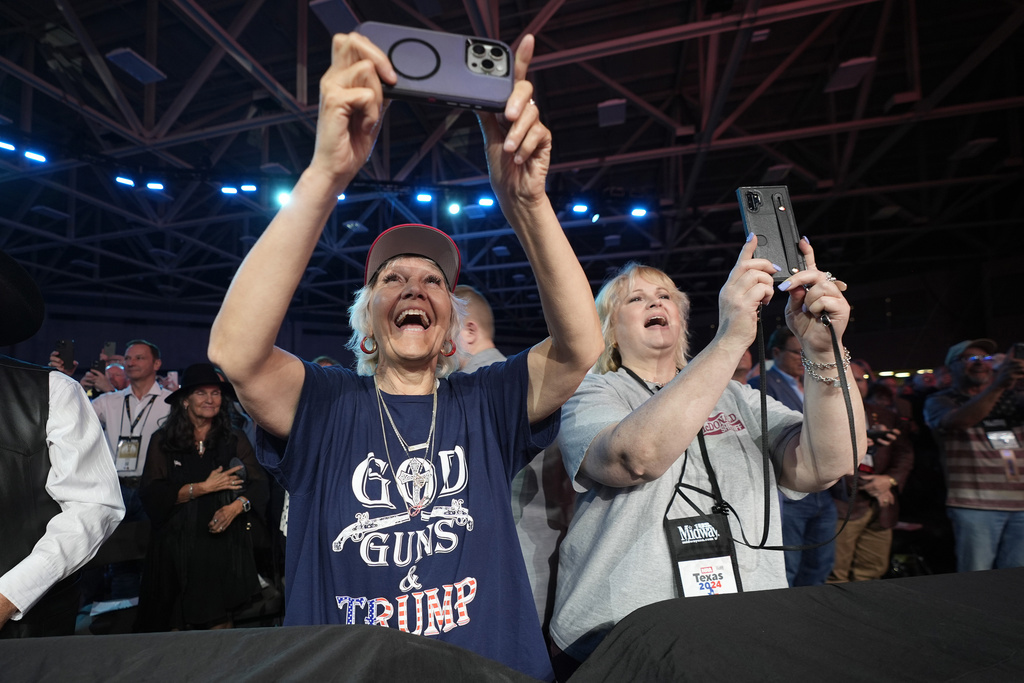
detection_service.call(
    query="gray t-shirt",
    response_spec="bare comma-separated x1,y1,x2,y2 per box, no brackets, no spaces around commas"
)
550,368,803,661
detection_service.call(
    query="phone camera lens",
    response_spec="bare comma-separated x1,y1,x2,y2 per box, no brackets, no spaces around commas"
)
481,59,494,71
472,44,485,56
490,47,503,59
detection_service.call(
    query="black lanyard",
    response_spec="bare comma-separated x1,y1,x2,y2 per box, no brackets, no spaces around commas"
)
120,394,157,435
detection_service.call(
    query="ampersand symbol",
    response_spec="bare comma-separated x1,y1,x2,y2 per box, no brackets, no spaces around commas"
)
399,564,422,592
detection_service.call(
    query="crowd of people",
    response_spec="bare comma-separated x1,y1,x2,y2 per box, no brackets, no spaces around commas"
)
2,27,1023,683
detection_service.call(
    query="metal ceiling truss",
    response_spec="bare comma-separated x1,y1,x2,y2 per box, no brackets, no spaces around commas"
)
0,0,1020,350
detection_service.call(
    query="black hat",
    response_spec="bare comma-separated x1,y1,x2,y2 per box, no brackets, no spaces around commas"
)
165,363,236,404
0,250,45,346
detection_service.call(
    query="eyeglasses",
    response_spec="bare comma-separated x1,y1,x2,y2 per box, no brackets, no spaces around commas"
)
958,355,994,363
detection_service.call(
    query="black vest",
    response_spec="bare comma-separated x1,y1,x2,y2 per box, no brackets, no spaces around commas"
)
0,356,61,578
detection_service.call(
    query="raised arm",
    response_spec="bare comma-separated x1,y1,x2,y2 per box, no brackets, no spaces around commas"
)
477,35,603,424
580,235,777,487
208,34,396,438
933,352,1024,430
775,239,866,491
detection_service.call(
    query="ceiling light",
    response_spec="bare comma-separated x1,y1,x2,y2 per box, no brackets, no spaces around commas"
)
0,141,14,151
572,204,588,214
146,182,164,191
824,56,876,93
115,176,135,187
630,208,648,218
24,151,46,162
448,203,461,215
105,47,166,84
241,184,258,192
416,193,433,203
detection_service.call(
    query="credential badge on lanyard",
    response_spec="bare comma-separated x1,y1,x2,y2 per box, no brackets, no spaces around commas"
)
117,394,156,472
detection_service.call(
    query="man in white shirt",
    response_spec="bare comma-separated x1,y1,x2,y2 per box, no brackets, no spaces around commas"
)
0,249,124,637
90,339,172,521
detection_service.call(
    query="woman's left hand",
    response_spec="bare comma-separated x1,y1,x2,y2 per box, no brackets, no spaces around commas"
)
208,501,242,534
778,238,851,357
477,34,551,212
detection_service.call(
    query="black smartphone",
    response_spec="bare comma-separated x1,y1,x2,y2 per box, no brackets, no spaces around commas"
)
92,359,105,372
55,339,75,371
356,22,514,112
735,185,805,283
102,340,118,358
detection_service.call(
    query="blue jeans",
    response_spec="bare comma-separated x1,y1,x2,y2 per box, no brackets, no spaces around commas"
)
947,507,1024,572
120,482,148,523
782,491,837,586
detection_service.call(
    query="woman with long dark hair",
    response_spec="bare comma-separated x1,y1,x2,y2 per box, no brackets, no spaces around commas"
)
136,363,267,631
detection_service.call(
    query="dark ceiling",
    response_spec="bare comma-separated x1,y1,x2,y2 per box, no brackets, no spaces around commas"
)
1,0,1022,354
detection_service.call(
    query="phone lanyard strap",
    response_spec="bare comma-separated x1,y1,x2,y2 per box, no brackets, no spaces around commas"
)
122,394,157,435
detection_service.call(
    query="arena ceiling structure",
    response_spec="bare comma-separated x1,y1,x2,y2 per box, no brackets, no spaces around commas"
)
1,0,1022,350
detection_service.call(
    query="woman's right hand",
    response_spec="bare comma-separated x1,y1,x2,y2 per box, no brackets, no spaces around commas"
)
200,465,244,495
309,32,397,193
715,234,779,352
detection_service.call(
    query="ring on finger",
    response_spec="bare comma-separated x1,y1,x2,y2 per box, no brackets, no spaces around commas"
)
823,271,837,283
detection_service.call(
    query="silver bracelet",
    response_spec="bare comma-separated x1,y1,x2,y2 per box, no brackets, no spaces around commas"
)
801,348,852,387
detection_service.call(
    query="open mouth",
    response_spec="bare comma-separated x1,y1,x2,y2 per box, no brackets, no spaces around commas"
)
395,308,432,330
644,315,668,328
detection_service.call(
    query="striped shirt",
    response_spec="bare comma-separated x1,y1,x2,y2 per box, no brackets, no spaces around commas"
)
925,388,1024,511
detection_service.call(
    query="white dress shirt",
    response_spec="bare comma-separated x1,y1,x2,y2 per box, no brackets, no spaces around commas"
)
0,372,125,619
91,380,172,477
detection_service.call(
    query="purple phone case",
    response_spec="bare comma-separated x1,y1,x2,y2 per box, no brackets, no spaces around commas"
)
357,22,513,112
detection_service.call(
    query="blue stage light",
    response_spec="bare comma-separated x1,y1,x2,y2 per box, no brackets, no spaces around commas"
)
115,176,136,187
221,186,238,194
631,207,647,217
478,197,494,207
448,203,461,215
0,141,14,151
146,182,164,191
416,193,433,203
241,184,258,192
277,192,291,206
24,151,46,163
572,204,588,213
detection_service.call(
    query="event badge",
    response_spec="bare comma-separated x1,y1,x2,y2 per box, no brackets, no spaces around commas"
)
984,428,1021,482
664,513,740,597
116,435,141,472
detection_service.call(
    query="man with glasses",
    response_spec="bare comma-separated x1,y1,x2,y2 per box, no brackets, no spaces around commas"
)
925,339,1024,571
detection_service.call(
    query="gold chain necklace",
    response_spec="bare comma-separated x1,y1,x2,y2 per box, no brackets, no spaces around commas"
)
374,376,439,516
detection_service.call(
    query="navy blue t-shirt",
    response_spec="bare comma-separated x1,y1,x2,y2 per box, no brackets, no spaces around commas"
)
258,350,558,680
